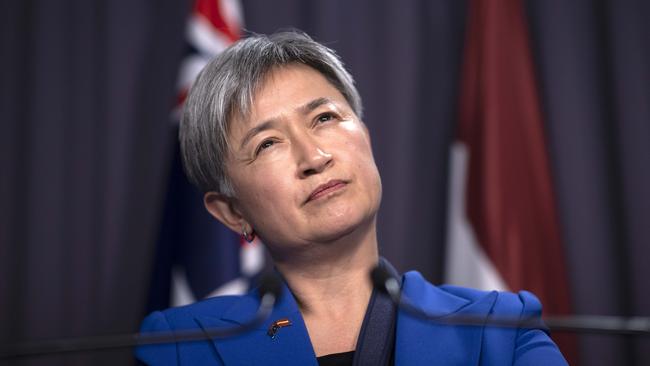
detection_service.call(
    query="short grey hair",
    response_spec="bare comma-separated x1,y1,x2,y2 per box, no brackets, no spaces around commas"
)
180,31,363,196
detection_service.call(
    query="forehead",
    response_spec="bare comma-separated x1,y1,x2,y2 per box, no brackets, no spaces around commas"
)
254,65,344,115
229,64,350,135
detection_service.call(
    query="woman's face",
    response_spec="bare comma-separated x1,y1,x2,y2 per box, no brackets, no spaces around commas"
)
222,64,382,253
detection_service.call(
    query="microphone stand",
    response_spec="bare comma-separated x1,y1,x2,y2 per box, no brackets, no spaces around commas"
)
0,274,282,360
4,268,650,360
370,266,650,336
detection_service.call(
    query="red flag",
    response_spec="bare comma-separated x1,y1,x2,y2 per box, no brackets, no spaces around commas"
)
446,0,577,363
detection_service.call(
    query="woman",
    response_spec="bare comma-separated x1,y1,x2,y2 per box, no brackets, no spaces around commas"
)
136,31,567,365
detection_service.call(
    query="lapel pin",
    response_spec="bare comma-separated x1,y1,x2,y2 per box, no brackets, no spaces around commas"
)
267,318,292,339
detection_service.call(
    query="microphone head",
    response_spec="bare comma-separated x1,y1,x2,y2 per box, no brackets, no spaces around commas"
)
257,272,283,302
370,265,399,296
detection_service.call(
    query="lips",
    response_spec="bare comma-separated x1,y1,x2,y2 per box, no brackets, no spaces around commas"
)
306,179,347,203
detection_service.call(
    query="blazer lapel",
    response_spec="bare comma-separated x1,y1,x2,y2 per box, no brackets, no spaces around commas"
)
395,272,497,366
195,284,318,366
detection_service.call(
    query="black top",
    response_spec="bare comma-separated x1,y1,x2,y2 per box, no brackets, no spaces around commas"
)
317,351,355,366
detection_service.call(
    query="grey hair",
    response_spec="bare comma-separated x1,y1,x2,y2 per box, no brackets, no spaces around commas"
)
180,31,363,196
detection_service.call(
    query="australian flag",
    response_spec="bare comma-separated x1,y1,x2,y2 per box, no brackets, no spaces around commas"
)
146,0,264,313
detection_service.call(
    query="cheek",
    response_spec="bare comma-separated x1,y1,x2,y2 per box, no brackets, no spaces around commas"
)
340,130,376,171
335,131,381,200
352,132,381,191
340,121,373,152
234,168,295,217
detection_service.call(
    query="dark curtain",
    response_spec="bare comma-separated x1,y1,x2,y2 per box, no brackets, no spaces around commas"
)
2,0,648,365
526,1,650,364
0,0,190,365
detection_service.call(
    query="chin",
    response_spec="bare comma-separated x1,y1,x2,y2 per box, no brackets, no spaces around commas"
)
309,208,375,243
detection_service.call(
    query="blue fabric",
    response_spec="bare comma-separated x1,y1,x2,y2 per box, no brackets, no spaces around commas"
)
136,271,568,365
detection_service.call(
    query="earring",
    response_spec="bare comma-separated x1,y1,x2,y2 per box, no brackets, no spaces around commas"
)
242,226,255,243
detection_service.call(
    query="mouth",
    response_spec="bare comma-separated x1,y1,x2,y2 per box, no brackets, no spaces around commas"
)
306,179,348,203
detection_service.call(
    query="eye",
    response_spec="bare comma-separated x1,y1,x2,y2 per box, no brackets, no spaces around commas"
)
316,112,336,124
255,139,275,155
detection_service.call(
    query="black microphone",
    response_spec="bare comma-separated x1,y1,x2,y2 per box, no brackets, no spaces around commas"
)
370,265,650,336
0,272,284,360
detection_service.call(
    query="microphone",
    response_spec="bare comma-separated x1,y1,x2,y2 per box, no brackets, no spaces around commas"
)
370,265,650,336
0,272,284,360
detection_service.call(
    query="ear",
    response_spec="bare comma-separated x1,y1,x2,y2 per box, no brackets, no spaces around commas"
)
204,191,249,235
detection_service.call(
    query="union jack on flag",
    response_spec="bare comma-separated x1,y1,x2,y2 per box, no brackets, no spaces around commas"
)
149,0,265,311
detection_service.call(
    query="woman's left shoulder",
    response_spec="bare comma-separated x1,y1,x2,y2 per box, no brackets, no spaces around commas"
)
400,271,568,365
440,283,543,316
402,270,542,316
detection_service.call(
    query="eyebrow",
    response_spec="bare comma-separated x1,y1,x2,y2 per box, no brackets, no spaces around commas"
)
298,97,333,115
238,97,336,150
239,119,279,150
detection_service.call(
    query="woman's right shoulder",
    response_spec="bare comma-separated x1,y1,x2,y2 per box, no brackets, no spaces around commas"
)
135,295,248,365
140,294,246,332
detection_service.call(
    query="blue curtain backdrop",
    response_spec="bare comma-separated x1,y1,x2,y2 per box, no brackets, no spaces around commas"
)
1,0,648,365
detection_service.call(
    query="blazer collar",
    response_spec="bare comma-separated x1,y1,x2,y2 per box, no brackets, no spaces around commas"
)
194,270,497,366
195,282,318,366
395,271,497,365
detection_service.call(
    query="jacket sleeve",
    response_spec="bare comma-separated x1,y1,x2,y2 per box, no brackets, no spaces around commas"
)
135,311,179,366
513,291,568,366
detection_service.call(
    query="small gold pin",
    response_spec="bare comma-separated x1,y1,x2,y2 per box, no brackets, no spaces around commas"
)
267,318,292,339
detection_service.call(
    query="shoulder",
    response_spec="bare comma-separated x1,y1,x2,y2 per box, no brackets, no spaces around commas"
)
400,271,567,365
140,295,246,331
441,283,543,317
135,294,250,366
402,270,542,317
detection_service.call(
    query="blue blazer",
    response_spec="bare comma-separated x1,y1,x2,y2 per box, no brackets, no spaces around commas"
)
136,271,567,365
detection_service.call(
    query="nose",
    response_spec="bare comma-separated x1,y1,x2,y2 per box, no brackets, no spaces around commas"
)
294,134,333,178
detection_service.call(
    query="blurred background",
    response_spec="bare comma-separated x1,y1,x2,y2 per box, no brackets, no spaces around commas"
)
1,0,648,365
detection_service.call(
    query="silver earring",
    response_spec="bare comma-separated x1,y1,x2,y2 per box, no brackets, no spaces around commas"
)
242,226,255,243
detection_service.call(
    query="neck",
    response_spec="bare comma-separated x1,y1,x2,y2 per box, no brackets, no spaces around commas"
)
269,221,378,356
271,220,378,313
271,220,379,356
